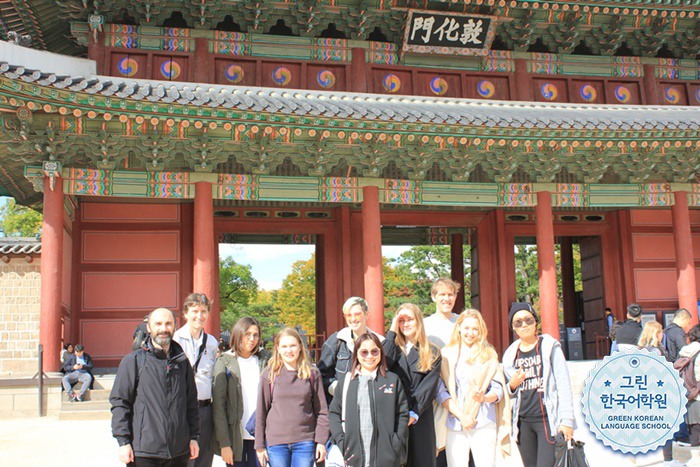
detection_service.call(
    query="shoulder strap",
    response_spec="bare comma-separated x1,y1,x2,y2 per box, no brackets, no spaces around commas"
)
134,350,147,391
341,373,351,425
193,333,208,373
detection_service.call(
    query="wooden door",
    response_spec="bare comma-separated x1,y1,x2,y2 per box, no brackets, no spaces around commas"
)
579,236,606,358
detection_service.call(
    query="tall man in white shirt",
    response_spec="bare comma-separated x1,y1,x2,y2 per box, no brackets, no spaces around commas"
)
174,293,219,467
423,278,461,467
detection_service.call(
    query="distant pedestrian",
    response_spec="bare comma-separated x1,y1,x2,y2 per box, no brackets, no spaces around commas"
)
59,343,74,374
615,303,643,351
62,344,93,402
637,321,665,356
174,293,219,467
132,315,149,351
110,307,200,467
665,308,692,362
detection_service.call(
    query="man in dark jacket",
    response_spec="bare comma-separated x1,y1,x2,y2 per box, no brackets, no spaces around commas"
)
61,344,93,402
615,303,644,350
110,308,200,467
665,308,692,361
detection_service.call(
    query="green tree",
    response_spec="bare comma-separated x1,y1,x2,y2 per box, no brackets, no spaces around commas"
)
219,257,259,307
275,255,316,335
0,198,42,237
514,244,540,304
388,245,471,316
220,302,282,347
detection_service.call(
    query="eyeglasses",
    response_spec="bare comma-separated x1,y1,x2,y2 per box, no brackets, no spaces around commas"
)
359,348,380,358
513,317,536,328
344,312,365,319
243,332,260,340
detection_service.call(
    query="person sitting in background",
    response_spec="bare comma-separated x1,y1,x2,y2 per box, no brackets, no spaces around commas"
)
62,344,93,402
59,343,74,374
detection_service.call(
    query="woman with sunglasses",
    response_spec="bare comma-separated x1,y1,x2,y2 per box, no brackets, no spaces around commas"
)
328,333,409,467
502,303,574,467
256,327,329,467
212,316,271,467
382,303,442,467
436,309,511,466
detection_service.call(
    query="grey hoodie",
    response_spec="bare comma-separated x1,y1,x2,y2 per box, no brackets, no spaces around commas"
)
502,334,575,439
679,341,700,401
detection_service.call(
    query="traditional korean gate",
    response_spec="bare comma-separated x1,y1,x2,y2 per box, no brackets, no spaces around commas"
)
579,236,606,358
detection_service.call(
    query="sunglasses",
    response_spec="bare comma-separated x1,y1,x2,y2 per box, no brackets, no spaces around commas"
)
359,348,380,358
513,317,536,328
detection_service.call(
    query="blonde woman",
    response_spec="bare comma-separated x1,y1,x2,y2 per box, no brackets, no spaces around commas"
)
437,309,511,466
637,321,666,356
255,327,329,467
383,303,442,467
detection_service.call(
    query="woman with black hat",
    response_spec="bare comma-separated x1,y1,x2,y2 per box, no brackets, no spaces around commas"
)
502,302,574,467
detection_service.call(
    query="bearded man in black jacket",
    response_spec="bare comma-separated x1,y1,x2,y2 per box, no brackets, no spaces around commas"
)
110,307,200,467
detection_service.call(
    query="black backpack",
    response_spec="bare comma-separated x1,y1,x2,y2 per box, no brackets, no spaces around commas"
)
673,351,700,400
132,328,147,351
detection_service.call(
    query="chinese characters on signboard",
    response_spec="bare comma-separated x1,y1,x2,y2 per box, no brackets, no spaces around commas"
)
402,10,497,56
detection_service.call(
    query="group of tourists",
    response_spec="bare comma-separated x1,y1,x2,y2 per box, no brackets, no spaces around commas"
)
109,280,576,467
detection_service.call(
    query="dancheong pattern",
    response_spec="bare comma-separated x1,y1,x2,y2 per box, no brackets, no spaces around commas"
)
219,174,258,200
320,177,357,203
639,183,672,207
385,179,421,204
498,183,534,207
556,184,589,208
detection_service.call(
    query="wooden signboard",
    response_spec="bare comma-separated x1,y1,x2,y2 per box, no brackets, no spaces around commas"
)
402,10,497,56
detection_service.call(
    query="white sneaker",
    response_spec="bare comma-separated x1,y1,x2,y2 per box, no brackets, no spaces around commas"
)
664,460,688,466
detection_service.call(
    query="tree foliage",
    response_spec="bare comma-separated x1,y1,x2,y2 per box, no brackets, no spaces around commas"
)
385,245,471,318
219,257,258,307
0,199,42,237
275,255,316,336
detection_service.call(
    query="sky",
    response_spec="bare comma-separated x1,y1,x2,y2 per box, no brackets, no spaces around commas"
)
220,243,410,290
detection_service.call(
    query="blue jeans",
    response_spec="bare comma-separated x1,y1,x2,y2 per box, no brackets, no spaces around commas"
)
266,440,315,467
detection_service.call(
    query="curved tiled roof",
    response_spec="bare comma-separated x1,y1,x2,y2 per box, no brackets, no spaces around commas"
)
2,60,699,133
0,238,41,255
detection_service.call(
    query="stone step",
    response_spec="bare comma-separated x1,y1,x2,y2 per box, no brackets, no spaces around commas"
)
61,388,111,402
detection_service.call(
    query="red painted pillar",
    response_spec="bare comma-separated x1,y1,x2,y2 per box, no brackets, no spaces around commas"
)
193,181,219,335
362,186,384,332
536,191,560,339
643,64,659,105
560,237,577,327
450,233,465,313
672,191,699,325
40,176,64,372
514,59,533,101
351,47,367,93
87,32,106,75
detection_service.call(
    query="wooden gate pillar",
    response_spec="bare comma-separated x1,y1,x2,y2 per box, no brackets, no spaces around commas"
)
40,175,64,371
450,233,465,313
536,191,560,339
193,181,219,335
362,186,384,332
672,191,699,324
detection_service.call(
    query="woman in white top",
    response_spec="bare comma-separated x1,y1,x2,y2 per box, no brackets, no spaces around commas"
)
212,316,271,467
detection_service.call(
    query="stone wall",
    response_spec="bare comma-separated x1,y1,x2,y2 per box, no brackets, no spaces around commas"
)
0,258,41,376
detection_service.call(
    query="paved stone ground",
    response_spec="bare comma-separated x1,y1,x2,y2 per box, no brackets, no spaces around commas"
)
0,409,670,467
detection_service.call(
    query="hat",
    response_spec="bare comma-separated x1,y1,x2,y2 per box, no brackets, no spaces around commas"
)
626,303,642,318
509,302,539,329
75,344,84,351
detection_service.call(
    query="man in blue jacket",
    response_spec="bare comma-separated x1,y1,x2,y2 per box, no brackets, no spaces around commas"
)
61,344,93,402
110,307,200,467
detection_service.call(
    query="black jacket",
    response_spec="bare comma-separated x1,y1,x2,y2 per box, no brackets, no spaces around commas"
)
615,319,643,346
329,371,409,467
665,322,688,362
63,352,94,374
382,331,441,467
110,338,200,459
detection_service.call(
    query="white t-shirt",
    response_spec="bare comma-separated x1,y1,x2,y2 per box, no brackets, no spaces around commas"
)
237,354,260,441
424,312,459,348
